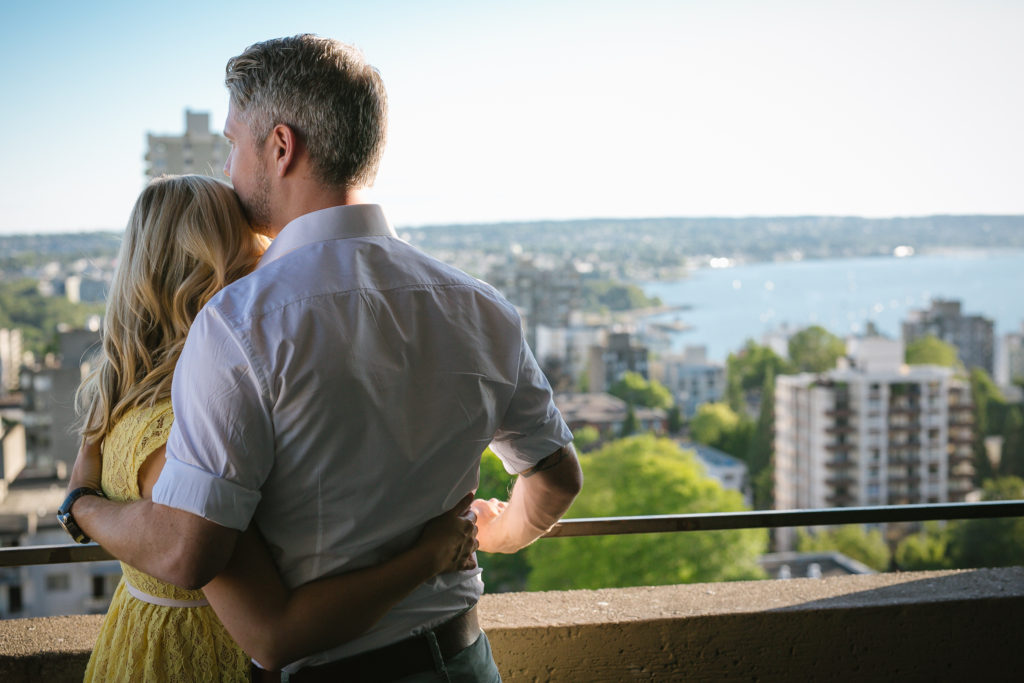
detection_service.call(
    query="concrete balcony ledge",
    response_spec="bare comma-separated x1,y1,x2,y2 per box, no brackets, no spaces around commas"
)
2,567,1022,682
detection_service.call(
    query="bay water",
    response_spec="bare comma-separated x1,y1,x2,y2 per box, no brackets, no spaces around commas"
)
640,249,1024,362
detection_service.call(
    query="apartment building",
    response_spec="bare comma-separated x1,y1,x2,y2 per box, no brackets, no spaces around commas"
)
774,338,974,522
902,299,995,374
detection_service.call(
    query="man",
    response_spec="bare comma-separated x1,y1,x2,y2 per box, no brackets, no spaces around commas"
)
63,35,581,680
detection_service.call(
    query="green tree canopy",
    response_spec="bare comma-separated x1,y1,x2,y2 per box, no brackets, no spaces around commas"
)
690,402,740,446
905,335,958,367
526,435,766,589
971,368,1007,483
787,325,846,372
948,477,1024,569
608,371,674,410
0,278,105,355
727,340,791,393
690,402,757,466
572,425,601,451
894,522,951,571
796,525,890,571
580,280,662,312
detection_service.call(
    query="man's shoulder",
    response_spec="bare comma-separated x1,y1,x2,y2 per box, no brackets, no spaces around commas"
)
202,236,518,325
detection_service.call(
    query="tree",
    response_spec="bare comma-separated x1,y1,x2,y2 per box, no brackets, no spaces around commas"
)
746,368,775,508
787,325,846,372
690,403,740,447
948,477,1024,569
572,425,601,451
0,278,105,355
727,340,791,393
970,368,1006,483
619,404,638,437
690,402,755,461
998,406,1024,478
608,371,674,410
666,405,683,435
526,435,767,590
580,280,662,312
796,525,890,571
894,522,951,571
905,335,958,367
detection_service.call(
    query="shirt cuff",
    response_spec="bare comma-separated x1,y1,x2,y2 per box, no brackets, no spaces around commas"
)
151,457,262,531
491,417,574,474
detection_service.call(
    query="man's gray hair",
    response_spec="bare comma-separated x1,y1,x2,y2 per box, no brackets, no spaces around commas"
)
225,34,388,189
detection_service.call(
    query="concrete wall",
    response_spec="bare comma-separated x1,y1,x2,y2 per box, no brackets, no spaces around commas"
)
1,568,1021,682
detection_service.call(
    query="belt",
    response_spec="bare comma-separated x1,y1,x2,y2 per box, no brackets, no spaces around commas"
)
251,606,481,683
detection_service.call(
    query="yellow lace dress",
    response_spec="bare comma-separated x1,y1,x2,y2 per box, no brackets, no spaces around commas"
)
84,400,250,682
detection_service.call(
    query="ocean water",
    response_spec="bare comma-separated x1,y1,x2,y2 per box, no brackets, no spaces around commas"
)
640,250,1024,362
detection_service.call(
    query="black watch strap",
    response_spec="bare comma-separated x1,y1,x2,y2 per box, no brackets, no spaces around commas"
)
57,487,107,544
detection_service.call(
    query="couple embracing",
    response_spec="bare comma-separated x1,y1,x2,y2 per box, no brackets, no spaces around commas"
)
61,34,581,682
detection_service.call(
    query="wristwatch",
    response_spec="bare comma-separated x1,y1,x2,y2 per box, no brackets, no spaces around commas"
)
57,487,107,543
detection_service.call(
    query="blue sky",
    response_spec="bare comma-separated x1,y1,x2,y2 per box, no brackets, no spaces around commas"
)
2,0,1023,233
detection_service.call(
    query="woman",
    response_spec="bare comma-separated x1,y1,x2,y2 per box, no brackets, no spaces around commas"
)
77,175,477,681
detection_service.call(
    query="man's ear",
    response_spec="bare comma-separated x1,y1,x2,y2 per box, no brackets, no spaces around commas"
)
268,123,298,178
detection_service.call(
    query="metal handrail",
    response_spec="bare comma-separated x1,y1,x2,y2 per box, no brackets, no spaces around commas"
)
1,500,1022,568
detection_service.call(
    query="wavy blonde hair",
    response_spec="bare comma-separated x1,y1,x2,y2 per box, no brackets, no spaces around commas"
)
77,175,267,441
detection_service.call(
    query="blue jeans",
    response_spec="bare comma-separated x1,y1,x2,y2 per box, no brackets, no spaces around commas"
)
393,631,501,683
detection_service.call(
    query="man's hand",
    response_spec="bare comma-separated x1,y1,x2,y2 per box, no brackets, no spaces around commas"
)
471,497,510,553
472,444,582,554
68,438,103,493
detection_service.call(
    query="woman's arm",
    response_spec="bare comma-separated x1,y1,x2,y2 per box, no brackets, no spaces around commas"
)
138,446,478,670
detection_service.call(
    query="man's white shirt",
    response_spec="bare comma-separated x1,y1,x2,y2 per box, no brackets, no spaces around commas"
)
152,204,572,668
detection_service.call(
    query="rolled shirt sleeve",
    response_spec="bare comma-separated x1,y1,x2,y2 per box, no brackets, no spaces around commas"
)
152,306,274,530
490,335,573,474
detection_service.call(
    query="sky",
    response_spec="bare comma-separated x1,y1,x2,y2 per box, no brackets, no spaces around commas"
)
1,0,1022,234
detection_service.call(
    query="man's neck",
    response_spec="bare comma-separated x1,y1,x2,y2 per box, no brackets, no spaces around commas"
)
268,187,366,238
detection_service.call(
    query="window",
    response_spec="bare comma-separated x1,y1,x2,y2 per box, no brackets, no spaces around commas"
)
46,573,70,592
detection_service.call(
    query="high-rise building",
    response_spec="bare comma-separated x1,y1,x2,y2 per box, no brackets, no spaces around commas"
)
0,329,22,393
654,346,725,418
995,322,1024,388
145,110,231,181
774,338,974,545
587,332,649,393
485,257,582,351
902,299,995,374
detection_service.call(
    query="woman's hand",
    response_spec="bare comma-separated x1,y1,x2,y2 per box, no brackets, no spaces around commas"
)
416,493,479,575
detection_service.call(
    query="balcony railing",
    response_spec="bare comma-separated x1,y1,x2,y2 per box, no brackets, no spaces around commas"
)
3,500,1023,568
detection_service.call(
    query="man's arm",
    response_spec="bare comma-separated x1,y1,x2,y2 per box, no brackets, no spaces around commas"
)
67,436,238,589
473,443,582,553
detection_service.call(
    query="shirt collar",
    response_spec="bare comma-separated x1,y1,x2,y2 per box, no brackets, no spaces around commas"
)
259,204,398,268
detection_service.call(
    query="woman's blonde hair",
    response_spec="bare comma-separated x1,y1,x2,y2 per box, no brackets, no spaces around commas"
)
77,175,266,441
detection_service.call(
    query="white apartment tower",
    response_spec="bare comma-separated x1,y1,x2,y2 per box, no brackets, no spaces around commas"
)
145,110,231,180
774,338,974,519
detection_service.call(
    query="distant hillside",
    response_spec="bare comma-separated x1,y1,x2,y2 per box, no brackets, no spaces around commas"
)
399,215,1024,279
3,216,1023,280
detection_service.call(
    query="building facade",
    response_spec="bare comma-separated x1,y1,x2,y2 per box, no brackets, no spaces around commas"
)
774,338,974,521
145,110,231,181
655,346,725,418
587,332,649,393
902,299,995,374
0,329,22,393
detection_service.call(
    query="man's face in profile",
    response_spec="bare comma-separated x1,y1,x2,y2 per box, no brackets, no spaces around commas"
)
223,102,272,234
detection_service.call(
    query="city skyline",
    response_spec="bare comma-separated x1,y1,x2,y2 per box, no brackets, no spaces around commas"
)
3,0,1024,234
